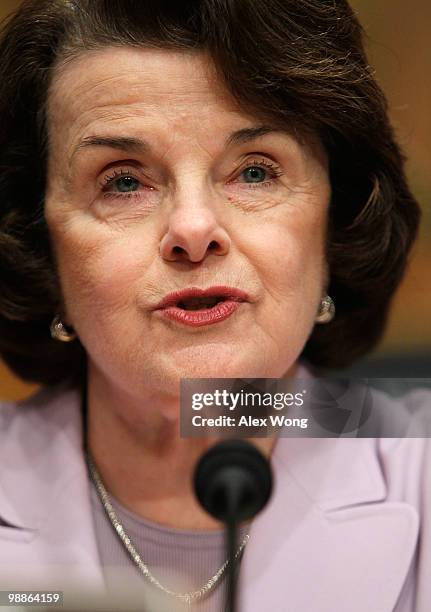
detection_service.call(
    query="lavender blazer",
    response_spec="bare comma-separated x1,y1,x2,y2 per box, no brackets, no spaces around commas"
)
1,368,431,611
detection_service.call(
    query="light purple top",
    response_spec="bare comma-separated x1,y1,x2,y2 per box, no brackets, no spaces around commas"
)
1,363,431,611
89,479,249,611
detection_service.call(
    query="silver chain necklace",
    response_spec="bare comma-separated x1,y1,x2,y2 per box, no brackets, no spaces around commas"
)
85,451,250,606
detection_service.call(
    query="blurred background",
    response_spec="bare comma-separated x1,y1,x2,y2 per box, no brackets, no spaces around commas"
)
0,0,430,400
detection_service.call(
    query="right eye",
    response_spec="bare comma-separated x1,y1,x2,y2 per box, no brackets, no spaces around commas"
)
100,168,154,201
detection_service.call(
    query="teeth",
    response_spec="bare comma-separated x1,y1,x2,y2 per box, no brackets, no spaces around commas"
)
178,296,224,310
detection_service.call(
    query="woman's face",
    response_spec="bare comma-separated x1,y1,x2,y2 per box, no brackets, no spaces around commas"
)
45,47,331,401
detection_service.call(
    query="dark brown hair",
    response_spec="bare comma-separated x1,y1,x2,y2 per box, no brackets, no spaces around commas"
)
0,0,421,386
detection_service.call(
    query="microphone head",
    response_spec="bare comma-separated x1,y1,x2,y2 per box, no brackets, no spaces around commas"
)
193,439,273,524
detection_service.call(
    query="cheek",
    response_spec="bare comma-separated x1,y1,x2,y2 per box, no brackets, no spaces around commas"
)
251,206,328,294
50,221,148,318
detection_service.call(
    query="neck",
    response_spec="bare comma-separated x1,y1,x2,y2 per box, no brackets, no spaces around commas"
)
83,364,280,530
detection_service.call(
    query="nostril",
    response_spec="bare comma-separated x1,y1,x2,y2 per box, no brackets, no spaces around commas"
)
172,243,217,255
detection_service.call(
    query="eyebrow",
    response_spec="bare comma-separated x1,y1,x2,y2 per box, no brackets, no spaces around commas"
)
69,125,292,165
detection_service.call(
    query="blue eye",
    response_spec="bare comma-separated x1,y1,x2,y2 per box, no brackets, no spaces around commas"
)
242,166,267,183
102,169,141,192
101,169,144,200
114,176,140,192
239,160,283,188
100,158,283,203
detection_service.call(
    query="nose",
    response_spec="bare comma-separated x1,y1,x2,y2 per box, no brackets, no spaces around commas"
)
159,199,231,263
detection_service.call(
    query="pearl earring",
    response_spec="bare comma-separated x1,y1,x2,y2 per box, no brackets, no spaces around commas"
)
50,314,77,342
315,295,335,323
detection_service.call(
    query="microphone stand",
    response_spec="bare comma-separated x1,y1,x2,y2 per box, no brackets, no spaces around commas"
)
227,515,238,612
193,440,273,612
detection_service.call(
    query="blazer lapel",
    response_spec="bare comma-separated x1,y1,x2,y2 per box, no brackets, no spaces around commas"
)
0,367,420,611
239,436,419,612
0,384,106,600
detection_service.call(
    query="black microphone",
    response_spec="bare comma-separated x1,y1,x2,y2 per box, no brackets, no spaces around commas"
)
193,439,273,612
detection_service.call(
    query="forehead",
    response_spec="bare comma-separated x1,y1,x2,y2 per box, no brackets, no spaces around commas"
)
47,46,326,169
48,47,248,134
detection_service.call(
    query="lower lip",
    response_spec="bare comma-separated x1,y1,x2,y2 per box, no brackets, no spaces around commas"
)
155,300,244,327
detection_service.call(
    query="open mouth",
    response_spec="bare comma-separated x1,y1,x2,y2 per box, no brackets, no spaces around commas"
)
176,296,226,311
157,292,245,326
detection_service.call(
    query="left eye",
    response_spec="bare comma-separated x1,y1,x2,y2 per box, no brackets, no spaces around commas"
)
242,166,267,183
238,160,283,188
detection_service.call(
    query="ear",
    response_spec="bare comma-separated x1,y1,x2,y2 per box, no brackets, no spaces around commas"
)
57,296,73,328
322,260,330,295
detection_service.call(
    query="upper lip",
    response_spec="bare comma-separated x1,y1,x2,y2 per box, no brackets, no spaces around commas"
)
153,286,250,310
